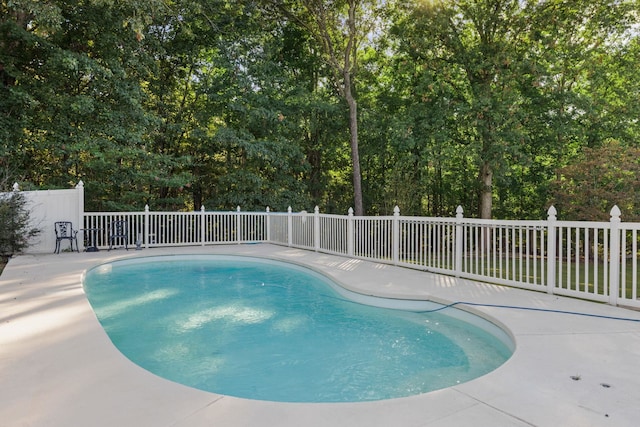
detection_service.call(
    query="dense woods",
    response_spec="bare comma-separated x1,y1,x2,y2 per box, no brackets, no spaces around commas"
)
2,0,640,220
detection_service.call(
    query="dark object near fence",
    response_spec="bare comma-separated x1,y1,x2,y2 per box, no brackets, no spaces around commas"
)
108,220,128,251
54,221,79,254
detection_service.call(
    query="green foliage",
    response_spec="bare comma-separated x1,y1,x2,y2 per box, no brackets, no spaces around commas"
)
2,0,640,220
1,0,184,209
0,190,40,256
552,140,640,221
383,0,640,219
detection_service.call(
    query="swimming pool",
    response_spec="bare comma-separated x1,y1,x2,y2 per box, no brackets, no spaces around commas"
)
83,255,513,402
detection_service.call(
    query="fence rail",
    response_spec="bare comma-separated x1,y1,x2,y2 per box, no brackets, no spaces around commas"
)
81,204,640,309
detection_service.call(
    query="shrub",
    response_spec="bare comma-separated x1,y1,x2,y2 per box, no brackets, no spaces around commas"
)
0,191,40,257
552,140,640,221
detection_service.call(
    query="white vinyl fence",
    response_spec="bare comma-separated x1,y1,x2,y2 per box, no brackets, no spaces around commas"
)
14,182,640,309
8,182,84,254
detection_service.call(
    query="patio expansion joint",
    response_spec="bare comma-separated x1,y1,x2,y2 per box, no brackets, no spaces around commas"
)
451,388,538,427
167,394,227,427
517,329,640,337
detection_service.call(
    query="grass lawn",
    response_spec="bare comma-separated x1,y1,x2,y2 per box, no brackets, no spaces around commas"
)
403,252,639,300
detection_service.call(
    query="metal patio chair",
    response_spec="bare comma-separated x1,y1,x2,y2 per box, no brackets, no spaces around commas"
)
54,221,79,254
108,220,129,251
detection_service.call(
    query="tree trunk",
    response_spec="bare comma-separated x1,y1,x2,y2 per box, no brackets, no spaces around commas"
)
343,73,363,216
479,161,493,219
287,0,364,215
192,184,203,211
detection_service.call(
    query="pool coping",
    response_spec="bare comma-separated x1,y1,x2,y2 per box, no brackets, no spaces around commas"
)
2,244,640,426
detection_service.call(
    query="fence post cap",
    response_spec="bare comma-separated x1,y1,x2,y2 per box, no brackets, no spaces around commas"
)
348,207,354,216
314,206,319,214
456,205,464,218
287,206,292,213
201,205,206,212
393,206,400,215
75,180,84,189
266,206,270,213
547,205,557,219
610,205,622,220
12,182,19,191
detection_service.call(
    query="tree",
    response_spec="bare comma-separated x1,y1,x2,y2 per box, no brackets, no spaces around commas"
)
363,24,479,216
393,0,534,218
185,1,313,211
552,140,640,221
0,0,186,210
391,0,638,219
0,180,39,256
4,0,640,219
270,0,385,215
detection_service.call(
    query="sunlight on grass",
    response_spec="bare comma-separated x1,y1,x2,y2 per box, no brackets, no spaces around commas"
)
400,250,639,301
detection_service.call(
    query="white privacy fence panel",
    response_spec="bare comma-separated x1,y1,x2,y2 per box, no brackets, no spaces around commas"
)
9,182,84,253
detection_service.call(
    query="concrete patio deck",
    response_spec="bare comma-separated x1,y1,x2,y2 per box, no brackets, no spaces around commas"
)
1,244,640,427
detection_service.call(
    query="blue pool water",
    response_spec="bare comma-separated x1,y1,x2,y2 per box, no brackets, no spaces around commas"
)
83,255,513,402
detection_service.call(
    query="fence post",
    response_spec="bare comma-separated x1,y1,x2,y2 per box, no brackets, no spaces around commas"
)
12,182,19,192
455,206,464,277
609,205,622,306
347,207,354,257
393,206,400,265
75,180,85,235
266,207,271,243
287,206,293,247
200,205,206,246
144,205,150,248
314,206,320,252
546,206,557,294
236,206,242,244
